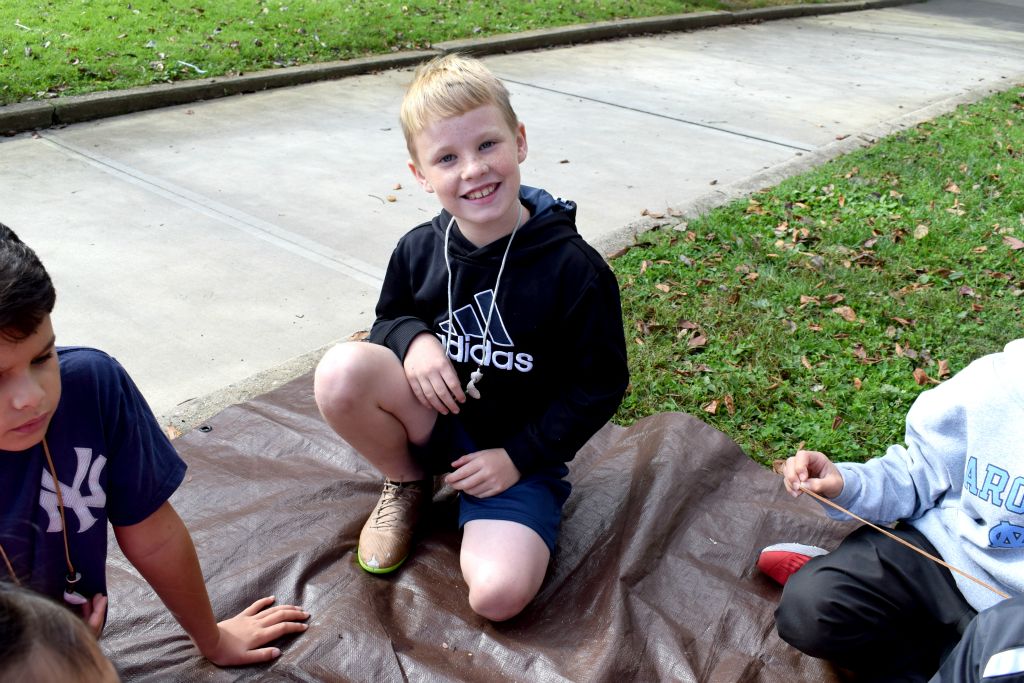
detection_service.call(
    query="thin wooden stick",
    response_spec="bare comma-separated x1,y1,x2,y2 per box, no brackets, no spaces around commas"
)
0,543,20,585
793,480,1010,599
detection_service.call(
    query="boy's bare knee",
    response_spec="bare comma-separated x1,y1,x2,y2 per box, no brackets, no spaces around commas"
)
313,345,366,413
467,572,534,622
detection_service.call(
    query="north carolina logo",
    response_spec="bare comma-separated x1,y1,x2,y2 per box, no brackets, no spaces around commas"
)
989,521,1024,548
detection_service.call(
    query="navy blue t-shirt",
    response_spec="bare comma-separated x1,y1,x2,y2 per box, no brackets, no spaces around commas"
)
0,347,185,601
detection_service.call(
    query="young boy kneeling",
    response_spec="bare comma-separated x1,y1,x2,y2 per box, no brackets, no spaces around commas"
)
315,54,629,621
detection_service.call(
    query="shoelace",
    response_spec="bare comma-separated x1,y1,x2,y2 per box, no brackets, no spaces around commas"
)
370,482,418,529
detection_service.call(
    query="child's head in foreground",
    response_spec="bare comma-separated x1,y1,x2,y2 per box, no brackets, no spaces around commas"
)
0,582,119,683
400,55,529,235
0,223,60,452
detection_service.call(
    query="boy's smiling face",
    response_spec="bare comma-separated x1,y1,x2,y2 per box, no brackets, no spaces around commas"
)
0,314,61,451
409,104,528,244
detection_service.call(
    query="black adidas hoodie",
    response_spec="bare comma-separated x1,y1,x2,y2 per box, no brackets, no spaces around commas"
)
369,186,629,475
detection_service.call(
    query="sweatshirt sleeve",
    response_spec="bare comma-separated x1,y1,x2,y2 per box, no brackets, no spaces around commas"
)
828,364,974,524
368,243,433,361
502,265,629,473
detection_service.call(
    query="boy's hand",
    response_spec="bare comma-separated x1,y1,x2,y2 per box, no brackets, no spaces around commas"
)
446,448,520,498
203,596,310,666
404,333,465,414
780,449,844,499
82,593,108,637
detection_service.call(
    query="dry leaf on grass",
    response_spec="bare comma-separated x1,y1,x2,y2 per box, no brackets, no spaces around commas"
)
688,334,708,350
832,305,857,322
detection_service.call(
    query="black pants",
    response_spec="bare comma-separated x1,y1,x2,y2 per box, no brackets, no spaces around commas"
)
775,524,977,682
931,594,1024,683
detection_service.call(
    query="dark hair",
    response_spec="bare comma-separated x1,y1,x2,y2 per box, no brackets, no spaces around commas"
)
0,223,56,342
0,583,117,682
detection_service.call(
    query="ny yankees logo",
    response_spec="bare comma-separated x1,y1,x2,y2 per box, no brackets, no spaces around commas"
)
39,447,107,534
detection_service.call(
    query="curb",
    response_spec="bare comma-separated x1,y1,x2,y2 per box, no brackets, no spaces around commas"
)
589,82,1022,261
2,0,924,137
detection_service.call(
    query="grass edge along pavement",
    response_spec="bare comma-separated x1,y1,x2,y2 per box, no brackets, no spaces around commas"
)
611,83,1024,469
0,0,922,136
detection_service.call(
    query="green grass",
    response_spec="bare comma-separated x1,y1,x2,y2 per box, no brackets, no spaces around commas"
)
612,86,1024,466
1,0,824,105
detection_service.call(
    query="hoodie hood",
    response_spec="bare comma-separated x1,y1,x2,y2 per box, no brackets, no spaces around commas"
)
431,186,579,261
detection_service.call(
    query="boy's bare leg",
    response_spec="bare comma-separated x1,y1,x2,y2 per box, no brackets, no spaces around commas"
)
460,520,550,621
314,342,436,481
315,342,440,573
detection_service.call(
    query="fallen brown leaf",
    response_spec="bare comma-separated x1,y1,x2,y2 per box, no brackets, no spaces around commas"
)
703,399,719,415
724,394,735,416
688,334,708,349
655,283,671,293
832,305,857,322
1004,235,1024,250
913,367,940,385
938,359,951,378
801,356,812,370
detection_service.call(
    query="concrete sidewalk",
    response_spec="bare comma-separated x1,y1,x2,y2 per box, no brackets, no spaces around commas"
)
1,0,1022,433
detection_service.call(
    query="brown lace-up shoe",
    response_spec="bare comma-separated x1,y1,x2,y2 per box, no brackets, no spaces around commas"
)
357,479,430,574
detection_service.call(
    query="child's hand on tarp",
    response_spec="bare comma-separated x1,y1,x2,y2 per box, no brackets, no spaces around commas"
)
204,596,310,666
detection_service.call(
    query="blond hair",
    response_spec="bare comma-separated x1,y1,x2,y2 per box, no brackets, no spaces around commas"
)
400,54,519,160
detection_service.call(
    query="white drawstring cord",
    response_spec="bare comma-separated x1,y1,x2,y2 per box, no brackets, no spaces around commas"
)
443,202,524,399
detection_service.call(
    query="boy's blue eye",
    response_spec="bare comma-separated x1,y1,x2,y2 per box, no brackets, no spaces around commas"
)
438,154,455,164
480,140,495,150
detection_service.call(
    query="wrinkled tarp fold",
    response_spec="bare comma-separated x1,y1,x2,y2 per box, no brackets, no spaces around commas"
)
102,372,853,682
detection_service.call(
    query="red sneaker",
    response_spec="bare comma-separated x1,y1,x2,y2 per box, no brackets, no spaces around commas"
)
757,543,829,586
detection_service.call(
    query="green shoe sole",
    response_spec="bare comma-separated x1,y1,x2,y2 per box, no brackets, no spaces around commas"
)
356,548,407,574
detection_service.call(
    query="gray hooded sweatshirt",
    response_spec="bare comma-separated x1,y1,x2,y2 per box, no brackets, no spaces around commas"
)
828,339,1024,611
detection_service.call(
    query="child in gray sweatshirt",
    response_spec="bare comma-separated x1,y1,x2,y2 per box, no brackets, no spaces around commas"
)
767,339,1024,682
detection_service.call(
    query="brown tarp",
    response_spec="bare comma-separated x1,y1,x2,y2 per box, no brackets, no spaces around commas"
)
101,372,855,681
